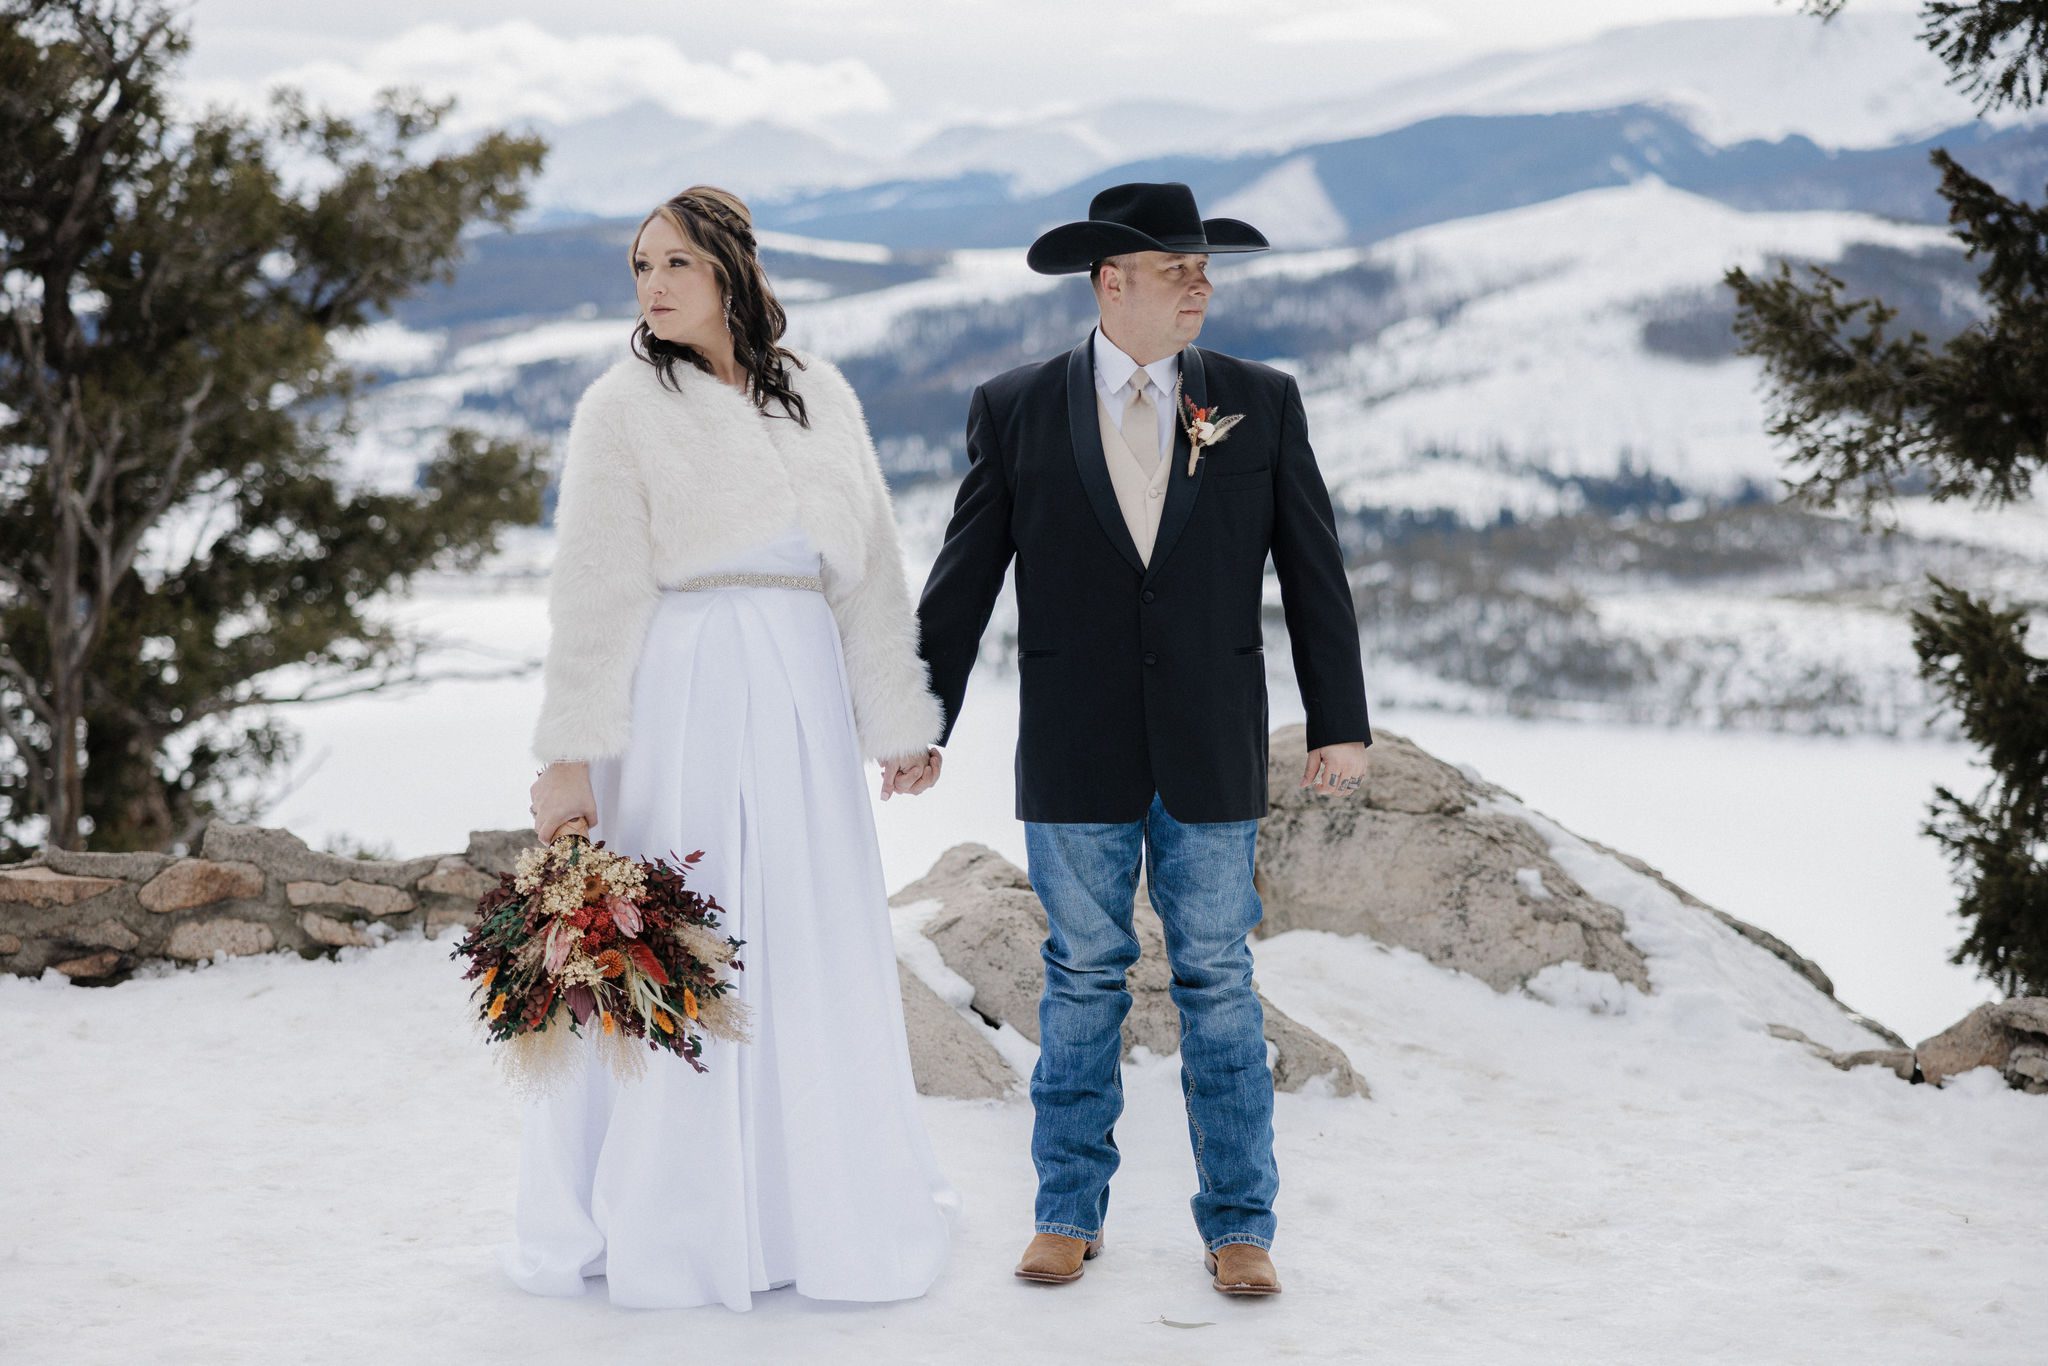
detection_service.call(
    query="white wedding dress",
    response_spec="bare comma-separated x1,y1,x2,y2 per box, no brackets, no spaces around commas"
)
497,518,958,1310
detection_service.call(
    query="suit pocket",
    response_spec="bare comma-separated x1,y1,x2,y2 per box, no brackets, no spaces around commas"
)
1213,466,1272,490
1019,648,1060,659
1233,645,1264,655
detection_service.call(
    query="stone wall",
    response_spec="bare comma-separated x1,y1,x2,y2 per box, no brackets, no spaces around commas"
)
0,823,535,983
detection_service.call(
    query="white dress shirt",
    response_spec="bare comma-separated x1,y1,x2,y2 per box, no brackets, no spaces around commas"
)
1090,324,1179,462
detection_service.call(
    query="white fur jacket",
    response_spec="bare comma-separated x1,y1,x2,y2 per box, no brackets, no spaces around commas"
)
529,347,945,767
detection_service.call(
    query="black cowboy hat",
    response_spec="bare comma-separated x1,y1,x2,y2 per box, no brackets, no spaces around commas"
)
1026,181,1269,275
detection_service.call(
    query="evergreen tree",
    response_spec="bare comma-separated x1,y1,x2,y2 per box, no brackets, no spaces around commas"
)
1726,0,2048,995
0,0,551,854
1911,579,2048,995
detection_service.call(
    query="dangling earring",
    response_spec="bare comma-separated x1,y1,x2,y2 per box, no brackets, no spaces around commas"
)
722,292,732,331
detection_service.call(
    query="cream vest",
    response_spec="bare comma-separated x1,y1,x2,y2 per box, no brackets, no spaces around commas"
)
1095,391,1173,564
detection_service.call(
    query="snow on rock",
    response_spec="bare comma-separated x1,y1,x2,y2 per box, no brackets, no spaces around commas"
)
1502,793,1896,1057
1256,725,1654,995
892,891,1039,1090
1255,720,1899,1060
1916,998,2048,1090
897,959,1015,1101
888,841,1367,1097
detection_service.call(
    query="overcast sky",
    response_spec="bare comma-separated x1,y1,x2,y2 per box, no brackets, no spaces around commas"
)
172,0,1924,147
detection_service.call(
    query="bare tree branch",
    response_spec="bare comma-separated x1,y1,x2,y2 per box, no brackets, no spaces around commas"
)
0,654,55,722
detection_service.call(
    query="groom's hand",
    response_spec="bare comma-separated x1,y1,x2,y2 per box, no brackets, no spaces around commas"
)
901,745,943,795
878,746,944,800
1301,741,1369,798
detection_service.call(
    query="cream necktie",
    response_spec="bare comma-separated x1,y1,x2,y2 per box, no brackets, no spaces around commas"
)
1122,372,1160,467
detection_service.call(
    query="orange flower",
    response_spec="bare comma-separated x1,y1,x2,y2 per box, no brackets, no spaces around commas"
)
595,949,627,978
682,988,699,1020
653,1010,675,1034
582,872,606,903
487,992,509,1021
600,1010,615,1034
480,965,497,990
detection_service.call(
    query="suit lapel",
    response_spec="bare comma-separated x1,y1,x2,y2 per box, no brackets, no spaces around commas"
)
1066,336,1147,577
1144,343,1206,584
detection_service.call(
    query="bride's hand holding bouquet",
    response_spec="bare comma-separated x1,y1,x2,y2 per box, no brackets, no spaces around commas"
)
451,813,750,1098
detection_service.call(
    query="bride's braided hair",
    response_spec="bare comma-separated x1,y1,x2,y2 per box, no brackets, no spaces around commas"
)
628,185,810,426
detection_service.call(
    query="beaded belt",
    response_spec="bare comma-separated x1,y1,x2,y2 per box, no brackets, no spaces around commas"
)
668,571,825,592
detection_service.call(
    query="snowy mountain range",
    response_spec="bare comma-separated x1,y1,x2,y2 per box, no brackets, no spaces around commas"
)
745,104,2048,253
515,10,2038,215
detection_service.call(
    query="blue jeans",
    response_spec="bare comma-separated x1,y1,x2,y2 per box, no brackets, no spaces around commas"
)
1023,792,1277,1252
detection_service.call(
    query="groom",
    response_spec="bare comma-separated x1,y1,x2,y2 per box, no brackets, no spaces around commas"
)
906,182,1371,1296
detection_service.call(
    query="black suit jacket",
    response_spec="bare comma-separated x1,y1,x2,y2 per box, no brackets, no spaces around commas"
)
914,332,1371,823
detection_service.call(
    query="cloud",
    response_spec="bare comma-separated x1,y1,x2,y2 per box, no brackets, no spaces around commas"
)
1257,3,1461,44
176,19,893,135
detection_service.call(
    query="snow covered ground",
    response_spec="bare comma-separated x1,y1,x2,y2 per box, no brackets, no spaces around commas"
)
3,821,2041,1363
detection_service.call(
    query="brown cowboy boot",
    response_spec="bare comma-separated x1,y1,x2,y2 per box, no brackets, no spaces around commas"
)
1205,1242,1281,1295
1014,1230,1104,1284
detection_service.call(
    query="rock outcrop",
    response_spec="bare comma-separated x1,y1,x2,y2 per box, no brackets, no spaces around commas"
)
1913,998,2048,1092
896,961,1014,1101
1255,727,1652,993
1256,724,1912,1054
891,843,1367,1098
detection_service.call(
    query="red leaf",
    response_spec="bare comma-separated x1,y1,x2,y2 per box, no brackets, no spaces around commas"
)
626,940,670,986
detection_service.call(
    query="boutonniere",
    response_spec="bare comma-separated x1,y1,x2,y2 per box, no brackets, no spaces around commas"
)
1172,377,1244,476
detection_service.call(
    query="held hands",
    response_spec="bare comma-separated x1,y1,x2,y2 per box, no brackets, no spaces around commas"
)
878,745,943,801
1301,741,1369,798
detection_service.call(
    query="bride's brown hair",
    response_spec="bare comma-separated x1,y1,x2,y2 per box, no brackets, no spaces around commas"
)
628,185,810,426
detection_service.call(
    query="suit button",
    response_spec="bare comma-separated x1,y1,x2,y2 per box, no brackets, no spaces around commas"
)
1143,652,1157,665
1142,590,1155,603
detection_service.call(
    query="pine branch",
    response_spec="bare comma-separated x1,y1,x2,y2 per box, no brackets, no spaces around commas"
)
1924,0,2048,114
1724,260,1948,522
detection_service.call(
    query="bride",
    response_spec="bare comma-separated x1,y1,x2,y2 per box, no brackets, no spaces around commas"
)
502,184,956,1310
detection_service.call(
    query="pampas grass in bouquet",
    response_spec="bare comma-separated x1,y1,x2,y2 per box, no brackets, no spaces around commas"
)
450,816,750,1099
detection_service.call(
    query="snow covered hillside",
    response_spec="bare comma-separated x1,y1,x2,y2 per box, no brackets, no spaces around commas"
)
1289,177,1961,500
